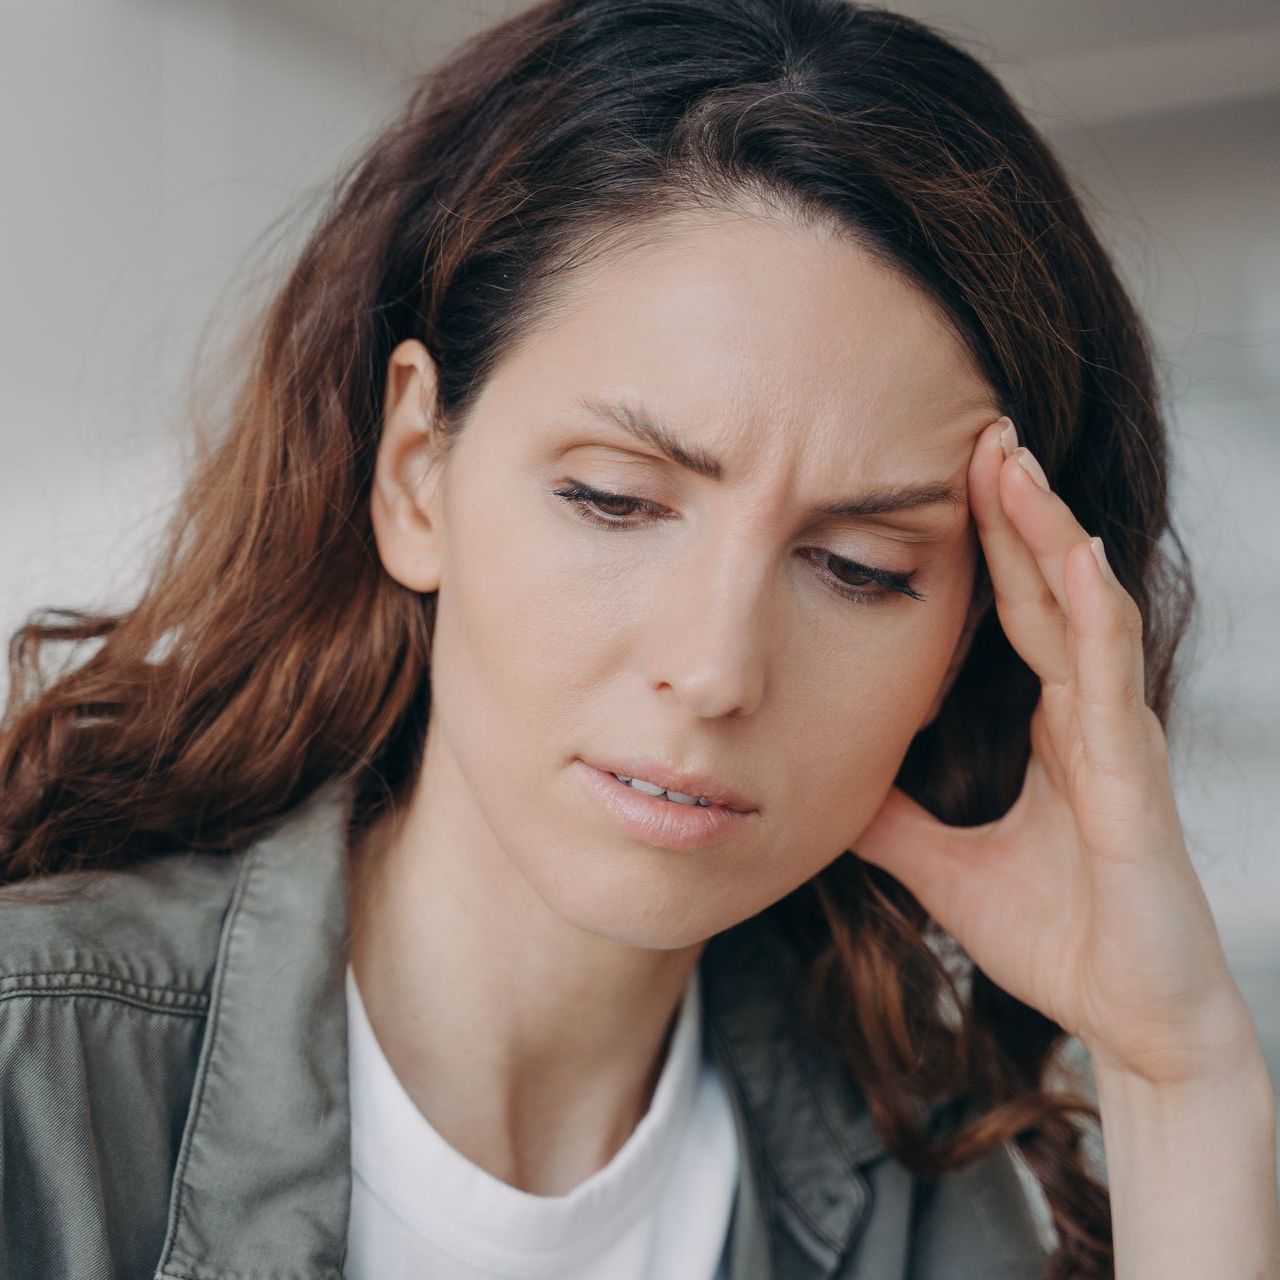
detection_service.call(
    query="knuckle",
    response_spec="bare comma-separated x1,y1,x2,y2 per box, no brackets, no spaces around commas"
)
1116,678,1144,714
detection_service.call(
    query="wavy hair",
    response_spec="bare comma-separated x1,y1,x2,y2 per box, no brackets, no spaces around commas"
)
1,1,1196,1274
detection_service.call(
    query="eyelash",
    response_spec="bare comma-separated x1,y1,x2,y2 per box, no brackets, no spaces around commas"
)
550,481,926,607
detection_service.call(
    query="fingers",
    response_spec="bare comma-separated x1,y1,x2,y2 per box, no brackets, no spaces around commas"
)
1066,535,1155,785
967,415,1153,783
991,424,1099,620
967,418,1070,686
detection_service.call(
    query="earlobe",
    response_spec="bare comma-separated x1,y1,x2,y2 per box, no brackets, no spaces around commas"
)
369,339,446,594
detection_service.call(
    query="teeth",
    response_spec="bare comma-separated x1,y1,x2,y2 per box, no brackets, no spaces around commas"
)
626,776,666,797
611,772,712,807
661,787,701,805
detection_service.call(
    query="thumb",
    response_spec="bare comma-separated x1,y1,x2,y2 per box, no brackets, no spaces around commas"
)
851,784,980,914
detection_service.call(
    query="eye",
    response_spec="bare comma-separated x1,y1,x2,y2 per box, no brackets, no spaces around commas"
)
550,480,926,607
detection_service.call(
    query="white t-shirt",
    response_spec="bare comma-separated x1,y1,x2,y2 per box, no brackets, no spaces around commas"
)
343,960,739,1279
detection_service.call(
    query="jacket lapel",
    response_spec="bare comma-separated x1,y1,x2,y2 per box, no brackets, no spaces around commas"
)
154,777,355,1280
700,910,885,1280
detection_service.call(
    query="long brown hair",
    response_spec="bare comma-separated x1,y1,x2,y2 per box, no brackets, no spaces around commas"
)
2,1,1195,1273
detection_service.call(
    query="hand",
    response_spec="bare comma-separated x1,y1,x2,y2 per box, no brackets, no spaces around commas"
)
852,416,1261,1089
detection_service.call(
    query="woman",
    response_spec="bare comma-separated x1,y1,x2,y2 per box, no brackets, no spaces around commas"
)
2,0,1277,1277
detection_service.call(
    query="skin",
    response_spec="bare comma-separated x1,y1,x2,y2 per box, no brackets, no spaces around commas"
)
349,209,995,1195
348,207,1280,1275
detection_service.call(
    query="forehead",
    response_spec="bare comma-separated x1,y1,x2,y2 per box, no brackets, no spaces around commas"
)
485,212,997,473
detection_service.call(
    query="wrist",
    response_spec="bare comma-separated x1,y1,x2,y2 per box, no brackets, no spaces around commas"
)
1092,1042,1275,1138
1090,1041,1280,1280
1085,978,1268,1093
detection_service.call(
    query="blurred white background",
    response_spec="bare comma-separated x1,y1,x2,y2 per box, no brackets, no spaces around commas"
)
2,0,1277,1153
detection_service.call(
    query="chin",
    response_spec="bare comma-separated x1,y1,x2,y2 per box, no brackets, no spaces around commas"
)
526,850,735,952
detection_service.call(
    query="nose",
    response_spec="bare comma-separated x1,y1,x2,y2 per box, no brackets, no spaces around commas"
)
640,541,769,719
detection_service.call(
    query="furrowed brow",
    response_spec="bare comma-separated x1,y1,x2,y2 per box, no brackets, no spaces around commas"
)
573,396,966,519
575,396,723,480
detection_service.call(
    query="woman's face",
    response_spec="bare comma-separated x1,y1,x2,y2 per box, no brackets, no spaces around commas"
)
372,210,999,950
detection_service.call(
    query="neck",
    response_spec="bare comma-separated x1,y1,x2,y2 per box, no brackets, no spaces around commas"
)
345,758,704,1197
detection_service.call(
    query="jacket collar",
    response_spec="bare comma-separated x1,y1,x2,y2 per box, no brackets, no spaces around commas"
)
154,777,887,1280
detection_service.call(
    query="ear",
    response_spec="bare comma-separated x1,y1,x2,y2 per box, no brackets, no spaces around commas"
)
916,573,990,732
369,338,446,593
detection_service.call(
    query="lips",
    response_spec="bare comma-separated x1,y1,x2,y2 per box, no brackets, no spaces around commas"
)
573,760,754,850
580,755,756,814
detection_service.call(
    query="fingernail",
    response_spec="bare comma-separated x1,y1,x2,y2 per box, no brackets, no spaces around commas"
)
997,417,1018,457
1014,446,1050,491
1089,536,1115,583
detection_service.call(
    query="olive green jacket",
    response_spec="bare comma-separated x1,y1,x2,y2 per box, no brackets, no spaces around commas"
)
0,778,1053,1280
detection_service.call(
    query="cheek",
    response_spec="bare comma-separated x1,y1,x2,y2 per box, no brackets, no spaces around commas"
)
789,676,922,823
432,477,617,790
787,589,977,822
806,595,971,728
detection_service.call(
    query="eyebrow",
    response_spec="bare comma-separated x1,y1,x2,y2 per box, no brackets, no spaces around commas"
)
572,396,966,520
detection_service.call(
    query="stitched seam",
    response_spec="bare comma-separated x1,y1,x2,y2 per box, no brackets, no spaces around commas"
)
154,845,259,1276
703,1004,846,1256
788,1042,868,1252
797,1033,888,1167
0,988,208,1019
1,971,208,1010
158,1253,344,1280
